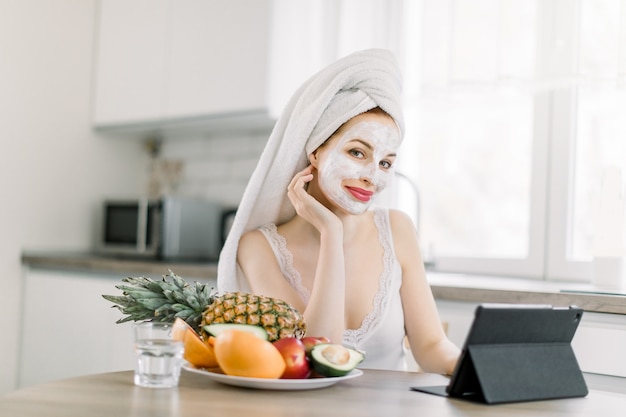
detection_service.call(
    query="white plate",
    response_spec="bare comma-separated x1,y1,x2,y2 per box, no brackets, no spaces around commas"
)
182,364,363,391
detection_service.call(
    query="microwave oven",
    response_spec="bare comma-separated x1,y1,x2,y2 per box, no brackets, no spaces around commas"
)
98,197,222,261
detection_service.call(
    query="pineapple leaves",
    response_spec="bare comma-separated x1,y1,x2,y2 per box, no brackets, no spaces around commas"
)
101,270,216,333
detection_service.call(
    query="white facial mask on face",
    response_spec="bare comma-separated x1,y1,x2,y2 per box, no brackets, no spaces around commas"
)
318,120,401,214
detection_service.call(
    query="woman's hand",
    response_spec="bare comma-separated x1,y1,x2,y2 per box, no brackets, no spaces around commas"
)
287,165,341,233
284,165,346,342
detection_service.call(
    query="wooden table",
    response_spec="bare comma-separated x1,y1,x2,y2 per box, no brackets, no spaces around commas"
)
1,369,626,417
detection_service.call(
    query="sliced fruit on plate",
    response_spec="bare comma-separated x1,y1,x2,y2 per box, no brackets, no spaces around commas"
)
309,344,364,377
171,317,189,342
203,323,269,340
213,329,286,379
172,317,218,368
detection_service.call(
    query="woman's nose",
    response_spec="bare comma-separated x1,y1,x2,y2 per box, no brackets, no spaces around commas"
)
360,169,375,185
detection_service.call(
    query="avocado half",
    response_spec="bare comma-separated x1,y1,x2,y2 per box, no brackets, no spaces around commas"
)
203,323,269,340
309,344,364,377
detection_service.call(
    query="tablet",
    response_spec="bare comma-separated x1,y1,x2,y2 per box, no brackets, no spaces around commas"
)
411,303,588,404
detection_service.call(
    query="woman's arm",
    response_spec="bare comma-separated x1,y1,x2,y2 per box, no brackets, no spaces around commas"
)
390,209,461,375
237,230,305,309
237,165,347,343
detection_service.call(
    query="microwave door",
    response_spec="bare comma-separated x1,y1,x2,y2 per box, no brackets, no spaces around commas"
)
145,201,161,255
104,203,140,249
137,200,161,256
101,200,159,257
136,199,147,252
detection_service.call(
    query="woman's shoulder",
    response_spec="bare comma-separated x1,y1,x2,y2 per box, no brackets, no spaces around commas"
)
385,208,419,258
237,226,281,275
238,221,289,256
238,226,272,254
381,207,414,229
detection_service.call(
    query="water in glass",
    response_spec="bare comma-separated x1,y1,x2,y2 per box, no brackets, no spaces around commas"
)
134,338,184,388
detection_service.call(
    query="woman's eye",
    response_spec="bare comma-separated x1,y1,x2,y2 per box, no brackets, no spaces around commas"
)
380,160,393,169
349,149,365,158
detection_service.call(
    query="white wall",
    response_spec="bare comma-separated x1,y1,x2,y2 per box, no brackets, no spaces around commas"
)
0,1,147,394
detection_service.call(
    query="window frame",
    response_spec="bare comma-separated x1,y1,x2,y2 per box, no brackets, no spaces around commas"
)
425,92,550,280
420,0,596,283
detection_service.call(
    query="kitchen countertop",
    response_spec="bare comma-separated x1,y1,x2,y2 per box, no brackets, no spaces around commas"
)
21,252,626,315
21,251,217,279
428,273,626,315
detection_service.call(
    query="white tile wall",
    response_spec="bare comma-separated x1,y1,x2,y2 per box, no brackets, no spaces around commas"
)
160,130,271,208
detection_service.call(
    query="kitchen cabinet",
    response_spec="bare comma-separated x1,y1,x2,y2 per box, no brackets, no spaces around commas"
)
18,269,134,388
166,1,270,120
92,0,273,131
93,0,169,126
18,267,216,388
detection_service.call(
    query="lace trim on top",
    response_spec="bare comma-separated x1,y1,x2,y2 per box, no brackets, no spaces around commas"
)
259,208,395,349
343,208,394,348
258,223,311,304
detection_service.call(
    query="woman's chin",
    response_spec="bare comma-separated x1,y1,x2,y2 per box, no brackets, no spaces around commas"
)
336,201,371,215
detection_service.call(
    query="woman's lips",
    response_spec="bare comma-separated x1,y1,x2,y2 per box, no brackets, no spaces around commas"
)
346,186,374,202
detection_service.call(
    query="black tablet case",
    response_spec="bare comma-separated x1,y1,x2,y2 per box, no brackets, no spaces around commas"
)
412,304,588,404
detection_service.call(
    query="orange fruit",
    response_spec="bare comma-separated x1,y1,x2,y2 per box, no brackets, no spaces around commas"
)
172,318,219,368
171,318,189,342
214,329,286,379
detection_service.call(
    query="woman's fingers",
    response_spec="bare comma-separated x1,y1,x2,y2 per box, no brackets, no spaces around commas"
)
288,165,314,192
287,166,321,214
287,167,314,208
286,165,341,233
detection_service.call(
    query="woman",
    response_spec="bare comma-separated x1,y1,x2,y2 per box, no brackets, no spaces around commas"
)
218,49,460,374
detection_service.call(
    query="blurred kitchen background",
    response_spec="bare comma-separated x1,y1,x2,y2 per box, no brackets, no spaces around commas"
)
3,0,626,395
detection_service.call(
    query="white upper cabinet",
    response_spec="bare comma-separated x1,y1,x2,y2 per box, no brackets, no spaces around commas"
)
93,0,169,126
166,1,270,119
92,0,272,131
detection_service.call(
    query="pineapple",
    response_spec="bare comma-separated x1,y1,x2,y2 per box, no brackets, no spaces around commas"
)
102,270,306,342
202,292,306,341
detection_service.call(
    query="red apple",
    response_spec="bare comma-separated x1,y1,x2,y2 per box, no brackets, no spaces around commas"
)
301,336,332,354
272,337,311,379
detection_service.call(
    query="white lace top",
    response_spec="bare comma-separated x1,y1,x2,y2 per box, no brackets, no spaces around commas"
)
258,207,408,371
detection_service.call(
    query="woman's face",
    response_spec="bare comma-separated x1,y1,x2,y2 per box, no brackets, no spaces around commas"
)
312,111,401,214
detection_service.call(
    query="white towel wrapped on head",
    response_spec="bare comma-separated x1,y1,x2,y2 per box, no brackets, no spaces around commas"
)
217,48,405,293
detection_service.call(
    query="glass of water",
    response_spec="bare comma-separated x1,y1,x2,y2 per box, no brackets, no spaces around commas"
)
133,322,184,388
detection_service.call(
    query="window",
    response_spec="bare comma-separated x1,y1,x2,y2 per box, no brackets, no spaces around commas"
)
396,0,626,282
571,0,626,261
